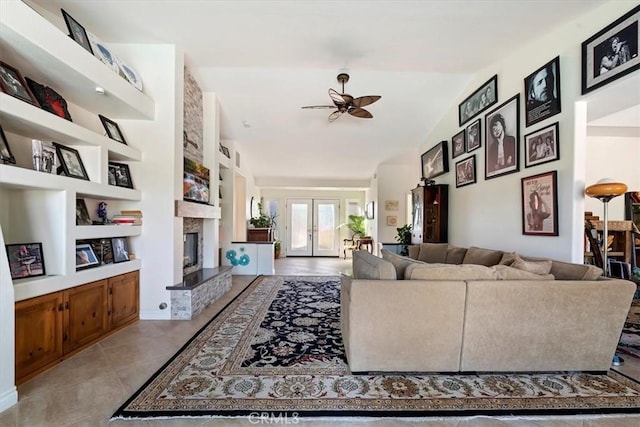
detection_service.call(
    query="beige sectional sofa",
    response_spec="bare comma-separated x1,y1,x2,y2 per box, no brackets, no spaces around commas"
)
340,244,636,373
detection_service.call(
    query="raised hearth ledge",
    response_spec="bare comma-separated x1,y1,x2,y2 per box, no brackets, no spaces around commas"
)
175,200,221,219
166,266,232,290
167,266,233,320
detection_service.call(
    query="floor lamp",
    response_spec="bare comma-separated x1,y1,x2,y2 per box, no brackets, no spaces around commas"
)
585,178,628,366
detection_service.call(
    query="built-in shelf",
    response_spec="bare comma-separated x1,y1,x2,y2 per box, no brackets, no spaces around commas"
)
175,200,221,219
74,224,142,240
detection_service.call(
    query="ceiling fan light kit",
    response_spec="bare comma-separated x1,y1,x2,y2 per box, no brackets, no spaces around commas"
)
302,73,381,122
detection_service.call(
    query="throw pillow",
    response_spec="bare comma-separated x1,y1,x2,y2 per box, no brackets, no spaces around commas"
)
381,249,423,279
445,246,467,264
405,263,497,280
493,265,555,280
462,246,504,266
511,259,553,275
417,243,448,263
352,250,396,280
499,252,519,266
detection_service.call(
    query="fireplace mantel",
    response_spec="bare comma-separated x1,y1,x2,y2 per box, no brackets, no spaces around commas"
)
175,200,221,219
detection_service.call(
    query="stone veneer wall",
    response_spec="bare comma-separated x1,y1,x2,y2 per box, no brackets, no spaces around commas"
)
170,270,232,320
183,67,204,276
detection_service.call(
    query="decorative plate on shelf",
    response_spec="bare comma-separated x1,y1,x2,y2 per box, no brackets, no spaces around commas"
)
86,32,120,75
119,62,143,91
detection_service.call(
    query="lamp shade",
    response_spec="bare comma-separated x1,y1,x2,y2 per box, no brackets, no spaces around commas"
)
585,179,627,201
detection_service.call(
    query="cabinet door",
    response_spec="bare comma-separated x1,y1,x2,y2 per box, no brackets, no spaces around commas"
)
109,271,139,330
63,280,109,354
15,293,64,384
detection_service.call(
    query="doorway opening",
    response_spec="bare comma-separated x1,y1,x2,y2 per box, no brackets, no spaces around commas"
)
286,199,340,257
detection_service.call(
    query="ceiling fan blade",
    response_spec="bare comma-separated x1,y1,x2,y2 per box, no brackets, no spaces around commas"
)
348,107,373,119
301,105,338,109
352,95,381,108
329,88,347,106
328,110,343,122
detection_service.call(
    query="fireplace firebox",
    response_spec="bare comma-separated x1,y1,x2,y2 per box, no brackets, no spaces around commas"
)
183,232,198,269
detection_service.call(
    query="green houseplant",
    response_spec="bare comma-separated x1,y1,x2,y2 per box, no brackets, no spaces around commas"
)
274,240,282,259
395,224,412,256
249,198,273,228
339,214,366,238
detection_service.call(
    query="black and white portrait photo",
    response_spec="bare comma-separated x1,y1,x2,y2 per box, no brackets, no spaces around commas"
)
524,56,561,127
594,23,637,77
466,119,481,152
455,155,476,188
485,94,520,179
452,130,466,159
524,122,560,168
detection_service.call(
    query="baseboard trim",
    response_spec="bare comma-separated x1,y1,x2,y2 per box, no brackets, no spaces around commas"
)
139,309,171,320
0,386,18,413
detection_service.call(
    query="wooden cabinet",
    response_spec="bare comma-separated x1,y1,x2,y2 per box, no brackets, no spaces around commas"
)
15,271,138,384
411,185,449,244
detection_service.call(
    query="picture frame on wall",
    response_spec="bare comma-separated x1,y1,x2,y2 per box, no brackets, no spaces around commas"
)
421,141,449,181
365,201,375,220
99,115,127,145
581,5,639,94
521,170,558,236
485,94,520,180
524,56,561,127
54,143,89,180
0,124,16,165
0,61,40,107
5,242,46,279
452,129,466,159
466,119,481,153
455,155,476,188
386,215,398,226
458,74,498,126
108,162,134,189
61,9,94,55
111,237,130,263
524,122,560,168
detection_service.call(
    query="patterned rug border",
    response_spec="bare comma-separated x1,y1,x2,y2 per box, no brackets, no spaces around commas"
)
112,275,640,420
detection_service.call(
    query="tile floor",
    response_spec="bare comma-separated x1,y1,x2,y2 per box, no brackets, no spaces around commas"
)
0,256,639,426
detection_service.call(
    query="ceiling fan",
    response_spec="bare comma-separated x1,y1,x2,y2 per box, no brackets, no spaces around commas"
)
301,73,381,122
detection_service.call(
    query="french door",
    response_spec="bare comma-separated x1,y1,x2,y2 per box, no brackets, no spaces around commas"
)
286,199,340,257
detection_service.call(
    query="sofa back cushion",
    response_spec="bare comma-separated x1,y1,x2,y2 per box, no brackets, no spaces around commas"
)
492,265,555,280
353,250,397,280
381,249,424,279
517,254,603,280
407,245,420,260
405,263,497,280
462,246,504,266
446,246,467,264
417,243,449,263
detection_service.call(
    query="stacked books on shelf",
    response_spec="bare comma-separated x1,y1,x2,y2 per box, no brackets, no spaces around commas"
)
112,210,142,226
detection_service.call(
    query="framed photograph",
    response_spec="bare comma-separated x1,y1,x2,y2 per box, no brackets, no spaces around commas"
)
582,5,639,94
458,74,498,126
108,162,134,189
524,56,561,127
32,140,58,173
485,94,520,180
25,77,72,122
0,124,16,165
0,61,40,107
61,9,94,55
98,115,127,145
52,143,88,180
524,122,560,168
386,215,398,226
466,119,481,153
76,243,99,269
5,243,46,279
76,199,92,225
53,143,89,180
421,141,449,181
111,237,130,263
221,144,231,159
455,155,476,188
452,129,466,159
365,201,375,220
521,170,558,236
384,200,399,211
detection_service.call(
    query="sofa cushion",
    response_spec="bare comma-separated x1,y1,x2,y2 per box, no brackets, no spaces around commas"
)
352,250,396,280
519,254,603,280
381,249,424,279
446,246,467,264
493,265,555,280
462,246,504,266
512,258,553,275
408,245,420,260
417,243,449,263
405,263,497,280
499,252,518,266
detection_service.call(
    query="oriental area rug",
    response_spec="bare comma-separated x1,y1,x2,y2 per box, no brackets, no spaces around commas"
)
618,299,640,359
113,275,640,420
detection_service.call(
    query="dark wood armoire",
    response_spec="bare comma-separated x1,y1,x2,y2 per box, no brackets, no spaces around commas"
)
411,184,449,244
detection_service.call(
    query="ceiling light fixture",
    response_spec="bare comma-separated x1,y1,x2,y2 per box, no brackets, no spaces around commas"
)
242,120,251,128
95,86,105,95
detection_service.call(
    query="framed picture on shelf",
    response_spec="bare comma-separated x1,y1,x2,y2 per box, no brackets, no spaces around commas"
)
452,129,466,159
76,199,92,225
524,56,561,127
0,124,16,164
32,140,58,173
521,170,558,236
421,141,449,181
75,243,99,269
581,5,639,94
54,143,89,180
0,61,40,107
108,162,134,188
61,9,94,55
455,155,476,188
111,237,130,263
485,94,520,180
524,122,560,168
25,77,73,121
458,74,498,126
466,119,481,152
5,242,46,279
98,115,127,145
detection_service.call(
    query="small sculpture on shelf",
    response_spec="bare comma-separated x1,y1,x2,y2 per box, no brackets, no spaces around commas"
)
97,201,109,224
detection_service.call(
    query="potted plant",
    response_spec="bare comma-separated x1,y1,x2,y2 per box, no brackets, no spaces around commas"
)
249,198,273,228
340,214,366,238
274,240,281,259
395,224,412,256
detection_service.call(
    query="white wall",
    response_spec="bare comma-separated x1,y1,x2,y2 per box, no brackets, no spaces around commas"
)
0,225,17,412
421,1,638,262
376,163,420,243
